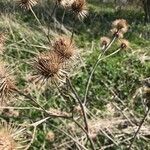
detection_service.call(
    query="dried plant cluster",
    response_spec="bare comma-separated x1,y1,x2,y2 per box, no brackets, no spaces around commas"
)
100,19,129,50
57,0,88,20
111,19,128,38
30,36,76,87
0,0,149,150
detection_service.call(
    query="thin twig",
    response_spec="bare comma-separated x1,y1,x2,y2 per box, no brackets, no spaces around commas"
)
128,108,150,150
49,123,88,150
84,36,117,105
66,77,89,132
14,89,71,119
29,6,51,43
47,2,57,45
70,17,76,44
73,119,96,150
25,126,37,150
61,9,66,30
53,81,76,104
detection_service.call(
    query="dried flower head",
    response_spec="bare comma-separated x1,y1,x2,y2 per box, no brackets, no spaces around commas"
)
0,120,28,149
46,131,55,142
71,0,88,20
30,51,66,87
18,0,38,9
53,36,76,61
119,39,129,49
0,62,16,106
100,37,110,48
57,0,74,8
112,19,128,33
0,33,6,54
111,19,128,37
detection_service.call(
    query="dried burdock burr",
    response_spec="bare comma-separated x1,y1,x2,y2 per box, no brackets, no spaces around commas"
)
0,62,16,106
53,36,76,61
71,0,88,20
0,120,28,150
119,39,129,49
111,19,128,38
56,0,74,8
46,130,55,142
18,0,38,10
30,51,67,87
100,36,111,49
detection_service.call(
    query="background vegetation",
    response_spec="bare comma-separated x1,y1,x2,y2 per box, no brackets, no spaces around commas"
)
0,0,150,149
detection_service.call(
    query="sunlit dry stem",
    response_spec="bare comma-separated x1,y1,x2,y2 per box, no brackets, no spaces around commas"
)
84,36,117,105
66,77,89,132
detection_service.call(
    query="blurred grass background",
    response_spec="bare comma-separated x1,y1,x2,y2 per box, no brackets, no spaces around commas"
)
0,0,150,149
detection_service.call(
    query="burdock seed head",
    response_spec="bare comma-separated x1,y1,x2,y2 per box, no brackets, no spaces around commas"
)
111,19,128,38
119,39,129,49
18,0,38,10
112,19,128,33
100,37,111,48
57,0,75,8
53,36,76,61
46,130,55,142
0,62,16,106
71,0,88,20
0,120,28,150
30,51,66,87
